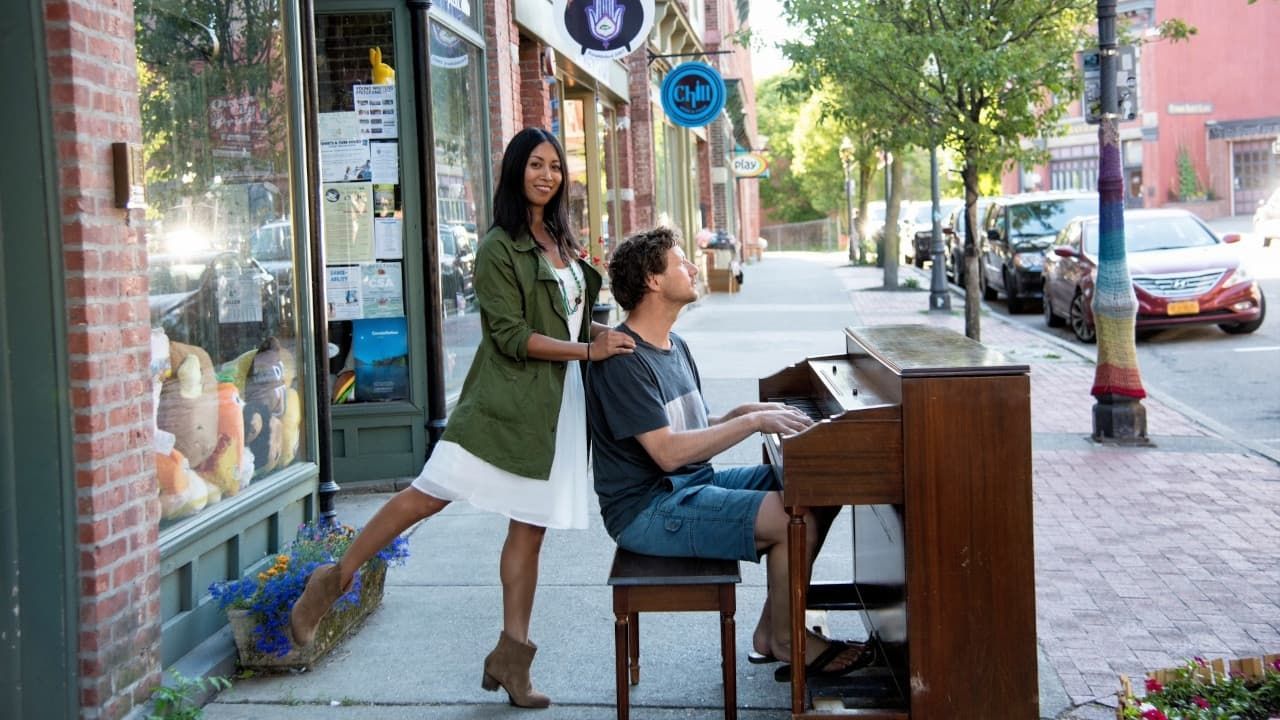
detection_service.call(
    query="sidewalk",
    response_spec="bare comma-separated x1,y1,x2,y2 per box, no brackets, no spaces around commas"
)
199,253,1280,720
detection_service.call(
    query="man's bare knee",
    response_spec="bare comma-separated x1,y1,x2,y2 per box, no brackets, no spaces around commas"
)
753,492,789,549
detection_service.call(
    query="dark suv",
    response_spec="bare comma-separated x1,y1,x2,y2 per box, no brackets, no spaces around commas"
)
980,192,1095,312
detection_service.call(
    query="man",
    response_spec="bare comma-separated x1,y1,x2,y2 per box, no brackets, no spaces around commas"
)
585,227,872,679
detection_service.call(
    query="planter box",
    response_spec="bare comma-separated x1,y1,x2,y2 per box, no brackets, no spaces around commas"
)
1116,652,1280,719
227,562,387,671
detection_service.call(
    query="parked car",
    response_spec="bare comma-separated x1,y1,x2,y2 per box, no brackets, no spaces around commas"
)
1041,208,1266,343
943,197,998,286
439,223,476,312
981,191,1096,312
909,200,961,268
1254,188,1280,246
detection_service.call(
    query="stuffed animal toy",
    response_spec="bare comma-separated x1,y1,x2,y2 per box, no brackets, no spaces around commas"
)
243,399,283,476
157,342,219,469
279,386,302,466
156,447,211,521
244,337,293,419
196,382,247,497
370,47,395,85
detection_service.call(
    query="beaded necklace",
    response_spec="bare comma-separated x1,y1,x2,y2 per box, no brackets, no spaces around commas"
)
540,250,583,317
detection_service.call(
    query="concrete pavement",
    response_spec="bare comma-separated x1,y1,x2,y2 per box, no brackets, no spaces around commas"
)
198,252,1280,720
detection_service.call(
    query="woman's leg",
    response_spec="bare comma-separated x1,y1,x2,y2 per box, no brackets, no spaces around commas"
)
335,486,449,588
499,519,547,642
291,486,448,647
481,519,552,707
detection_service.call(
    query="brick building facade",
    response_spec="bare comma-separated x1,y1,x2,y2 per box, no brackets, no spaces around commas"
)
4,1,761,717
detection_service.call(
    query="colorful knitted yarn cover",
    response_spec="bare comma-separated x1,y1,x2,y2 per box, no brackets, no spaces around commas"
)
1090,189,1146,400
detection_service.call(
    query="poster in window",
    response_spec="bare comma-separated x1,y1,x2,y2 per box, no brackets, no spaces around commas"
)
353,316,409,402
353,84,398,139
370,141,399,183
320,139,372,182
375,218,402,259
322,182,374,264
326,265,363,321
217,265,264,323
361,261,404,318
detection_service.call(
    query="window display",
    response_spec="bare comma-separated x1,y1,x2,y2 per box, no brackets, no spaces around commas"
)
430,22,489,401
314,12,412,406
137,0,308,529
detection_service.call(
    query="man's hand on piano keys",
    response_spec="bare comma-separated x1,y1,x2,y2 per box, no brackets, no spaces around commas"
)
752,405,814,437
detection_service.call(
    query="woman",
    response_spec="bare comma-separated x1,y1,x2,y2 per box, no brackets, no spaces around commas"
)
288,127,635,707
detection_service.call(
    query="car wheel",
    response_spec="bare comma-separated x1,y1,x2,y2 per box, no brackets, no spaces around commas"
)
1005,270,1025,313
1043,285,1064,327
981,268,997,301
1218,291,1266,334
1069,291,1096,343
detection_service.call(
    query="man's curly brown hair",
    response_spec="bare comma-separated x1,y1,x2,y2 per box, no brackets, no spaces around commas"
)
607,227,680,311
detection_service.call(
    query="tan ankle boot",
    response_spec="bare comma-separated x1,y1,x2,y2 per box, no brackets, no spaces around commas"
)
481,631,551,708
288,563,344,648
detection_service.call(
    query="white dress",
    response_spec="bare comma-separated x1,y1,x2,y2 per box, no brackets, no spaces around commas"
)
411,262,590,530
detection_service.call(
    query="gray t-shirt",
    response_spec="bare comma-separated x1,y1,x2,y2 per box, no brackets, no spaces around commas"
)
586,325,710,537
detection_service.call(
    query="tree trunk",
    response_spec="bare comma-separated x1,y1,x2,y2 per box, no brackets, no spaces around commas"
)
883,153,904,289
961,160,981,341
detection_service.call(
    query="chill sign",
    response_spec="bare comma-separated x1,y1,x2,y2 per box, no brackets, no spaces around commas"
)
732,153,768,178
660,62,726,128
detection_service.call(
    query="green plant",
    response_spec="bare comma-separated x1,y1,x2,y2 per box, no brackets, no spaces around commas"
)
1119,656,1280,720
210,522,409,656
1176,147,1206,202
148,670,230,720
901,276,921,289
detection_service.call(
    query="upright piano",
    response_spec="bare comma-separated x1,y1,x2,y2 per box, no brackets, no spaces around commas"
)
759,324,1036,719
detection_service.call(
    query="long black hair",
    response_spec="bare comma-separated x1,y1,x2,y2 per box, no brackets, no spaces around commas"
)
490,127,581,262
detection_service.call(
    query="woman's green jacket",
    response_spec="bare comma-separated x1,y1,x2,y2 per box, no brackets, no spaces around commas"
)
440,226,602,479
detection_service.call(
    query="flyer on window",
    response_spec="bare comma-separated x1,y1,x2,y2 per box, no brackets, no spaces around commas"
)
321,182,374,264
325,265,363,321
317,111,359,142
320,139,372,182
362,261,404,318
370,141,399,183
216,266,264,323
353,84,398,139
374,217,402,259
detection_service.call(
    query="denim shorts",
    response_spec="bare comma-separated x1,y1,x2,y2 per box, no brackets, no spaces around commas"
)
614,465,781,562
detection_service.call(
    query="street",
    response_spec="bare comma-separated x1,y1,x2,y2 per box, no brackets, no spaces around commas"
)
980,239,1280,457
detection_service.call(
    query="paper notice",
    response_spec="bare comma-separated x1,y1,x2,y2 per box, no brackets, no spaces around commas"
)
362,262,404,318
317,111,359,142
321,182,375,265
370,141,399,184
320,139,372,182
374,217,402,259
326,265,363,321
353,84,398,139
217,265,264,323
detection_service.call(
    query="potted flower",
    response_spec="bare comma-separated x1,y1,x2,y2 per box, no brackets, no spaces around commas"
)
210,522,410,670
1117,655,1280,720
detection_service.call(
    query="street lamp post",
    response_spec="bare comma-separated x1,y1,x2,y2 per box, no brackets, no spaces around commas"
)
928,145,949,311
840,136,857,264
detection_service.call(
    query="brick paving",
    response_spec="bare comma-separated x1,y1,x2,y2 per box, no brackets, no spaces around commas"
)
833,259,1280,712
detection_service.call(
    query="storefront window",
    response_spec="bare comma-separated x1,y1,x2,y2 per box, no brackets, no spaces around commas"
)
313,13,411,408
138,0,308,530
430,23,489,400
563,97,590,244
599,104,621,255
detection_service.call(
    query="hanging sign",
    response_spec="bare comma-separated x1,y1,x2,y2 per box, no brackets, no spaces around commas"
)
660,62,725,128
554,0,656,61
732,152,769,178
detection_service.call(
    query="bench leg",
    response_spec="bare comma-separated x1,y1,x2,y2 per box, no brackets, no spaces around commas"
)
614,611,630,720
720,584,737,720
628,611,640,686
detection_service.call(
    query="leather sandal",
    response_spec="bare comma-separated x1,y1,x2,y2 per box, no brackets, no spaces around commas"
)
773,639,877,682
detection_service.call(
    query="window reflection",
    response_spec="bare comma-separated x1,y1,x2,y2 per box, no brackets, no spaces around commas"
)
137,0,306,529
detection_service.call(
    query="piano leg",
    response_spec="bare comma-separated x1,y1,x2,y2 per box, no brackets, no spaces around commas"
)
788,510,809,716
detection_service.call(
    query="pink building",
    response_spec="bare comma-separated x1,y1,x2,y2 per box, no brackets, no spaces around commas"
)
1007,0,1280,219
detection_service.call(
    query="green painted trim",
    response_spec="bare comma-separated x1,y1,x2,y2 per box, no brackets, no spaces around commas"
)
0,0,79,716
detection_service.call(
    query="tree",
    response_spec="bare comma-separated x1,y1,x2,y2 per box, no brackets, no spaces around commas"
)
781,0,1093,339
756,76,824,224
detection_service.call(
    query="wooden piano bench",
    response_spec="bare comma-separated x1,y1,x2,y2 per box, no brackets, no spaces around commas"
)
607,547,741,720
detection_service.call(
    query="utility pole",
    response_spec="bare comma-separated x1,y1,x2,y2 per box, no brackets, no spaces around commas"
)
1092,0,1148,444
840,137,858,264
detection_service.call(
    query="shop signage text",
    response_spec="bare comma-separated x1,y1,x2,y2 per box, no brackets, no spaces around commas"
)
732,152,769,178
660,62,726,129
554,0,656,61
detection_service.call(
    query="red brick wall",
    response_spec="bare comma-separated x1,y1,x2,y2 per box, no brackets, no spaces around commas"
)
45,0,160,717
626,53,655,231
484,0,519,176
517,37,553,134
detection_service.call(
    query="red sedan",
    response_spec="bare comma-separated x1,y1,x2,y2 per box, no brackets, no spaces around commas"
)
1041,209,1266,343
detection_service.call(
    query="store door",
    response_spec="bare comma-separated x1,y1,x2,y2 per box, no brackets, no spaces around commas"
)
1233,139,1280,215
312,2,433,482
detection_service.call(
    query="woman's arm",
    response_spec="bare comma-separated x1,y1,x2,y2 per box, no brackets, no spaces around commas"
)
526,328,636,362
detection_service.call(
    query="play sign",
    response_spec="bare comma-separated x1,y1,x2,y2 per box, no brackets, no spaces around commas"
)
732,152,768,178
